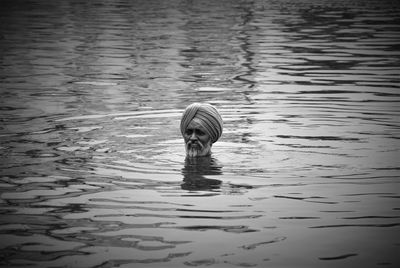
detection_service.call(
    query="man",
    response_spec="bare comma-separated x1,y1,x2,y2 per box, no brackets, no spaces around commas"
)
180,103,223,157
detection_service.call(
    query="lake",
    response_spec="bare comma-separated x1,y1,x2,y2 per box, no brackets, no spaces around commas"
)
0,0,399,267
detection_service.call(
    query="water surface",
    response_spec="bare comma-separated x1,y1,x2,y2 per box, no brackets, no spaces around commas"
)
0,0,399,267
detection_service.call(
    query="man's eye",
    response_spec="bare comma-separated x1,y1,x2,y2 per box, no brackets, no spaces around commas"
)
195,130,205,136
185,130,193,135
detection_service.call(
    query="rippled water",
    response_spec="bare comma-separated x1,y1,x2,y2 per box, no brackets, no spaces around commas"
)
1,0,400,267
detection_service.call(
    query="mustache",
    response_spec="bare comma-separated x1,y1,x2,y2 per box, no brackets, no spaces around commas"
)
186,140,204,149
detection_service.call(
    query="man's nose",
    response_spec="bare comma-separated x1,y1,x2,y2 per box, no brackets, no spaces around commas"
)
190,132,198,141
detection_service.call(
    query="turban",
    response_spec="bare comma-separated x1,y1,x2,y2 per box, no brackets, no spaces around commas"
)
180,103,223,144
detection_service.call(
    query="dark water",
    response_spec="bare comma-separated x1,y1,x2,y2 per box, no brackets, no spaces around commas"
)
1,0,400,267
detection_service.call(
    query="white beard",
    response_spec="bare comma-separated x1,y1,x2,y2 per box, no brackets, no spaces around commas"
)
186,141,212,157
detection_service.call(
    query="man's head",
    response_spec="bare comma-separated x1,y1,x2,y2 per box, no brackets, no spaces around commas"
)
180,103,223,157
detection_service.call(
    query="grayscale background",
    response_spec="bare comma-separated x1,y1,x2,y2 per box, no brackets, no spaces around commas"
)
0,0,399,267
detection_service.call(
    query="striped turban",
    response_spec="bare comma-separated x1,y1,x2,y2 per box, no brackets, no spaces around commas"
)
180,103,223,144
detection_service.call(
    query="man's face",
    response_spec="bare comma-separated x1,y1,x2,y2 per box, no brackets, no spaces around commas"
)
183,118,212,157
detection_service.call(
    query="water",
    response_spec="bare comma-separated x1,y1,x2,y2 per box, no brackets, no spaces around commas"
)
0,0,399,267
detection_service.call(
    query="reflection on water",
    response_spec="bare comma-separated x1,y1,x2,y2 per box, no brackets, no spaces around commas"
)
181,157,223,191
0,0,400,267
